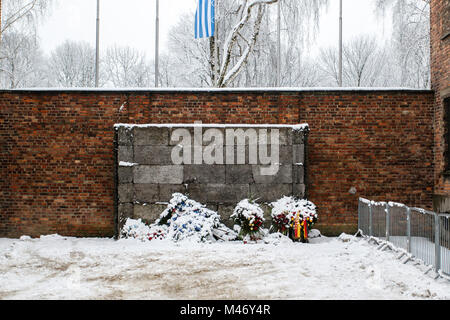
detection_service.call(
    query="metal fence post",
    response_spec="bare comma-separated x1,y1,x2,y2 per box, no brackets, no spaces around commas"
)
407,207,411,253
435,213,441,273
369,203,373,237
358,198,361,232
386,203,390,241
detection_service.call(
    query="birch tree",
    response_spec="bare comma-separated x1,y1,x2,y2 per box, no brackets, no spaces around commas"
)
213,0,278,87
0,31,43,88
0,0,54,88
168,0,327,87
1,0,53,40
236,0,327,88
375,0,430,88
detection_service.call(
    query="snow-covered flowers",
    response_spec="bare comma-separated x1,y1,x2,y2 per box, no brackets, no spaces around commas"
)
270,196,318,242
231,199,265,240
121,193,236,243
121,218,167,242
156,193,224,242
121,194,319,244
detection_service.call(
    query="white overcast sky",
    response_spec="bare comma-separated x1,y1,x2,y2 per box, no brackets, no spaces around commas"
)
38,0,392,58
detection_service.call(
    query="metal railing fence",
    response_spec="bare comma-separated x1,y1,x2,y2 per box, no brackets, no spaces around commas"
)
358,198,450,277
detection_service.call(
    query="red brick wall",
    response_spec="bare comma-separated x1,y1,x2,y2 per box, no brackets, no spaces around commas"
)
0,89,434,237
431,0,450,196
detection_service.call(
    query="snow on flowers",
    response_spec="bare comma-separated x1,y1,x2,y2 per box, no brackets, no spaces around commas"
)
121,193,318,244
156,193,235,242
270,196,318,242
121,219,167,242
230,199,265,241
121,193,237,243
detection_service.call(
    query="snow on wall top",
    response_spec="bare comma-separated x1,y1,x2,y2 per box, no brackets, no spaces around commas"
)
114,123,309,131
4,87,432,93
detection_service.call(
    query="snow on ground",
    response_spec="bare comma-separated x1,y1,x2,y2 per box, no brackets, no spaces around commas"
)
0,234,449,300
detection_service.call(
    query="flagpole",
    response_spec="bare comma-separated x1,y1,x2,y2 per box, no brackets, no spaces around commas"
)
338,0,343,87
214,0,219,86
95,0,100,87
155,0,160,88
276,0,281,87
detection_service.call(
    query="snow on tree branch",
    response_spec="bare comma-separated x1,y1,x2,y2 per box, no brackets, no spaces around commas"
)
1,0,53,36
217,0,278,87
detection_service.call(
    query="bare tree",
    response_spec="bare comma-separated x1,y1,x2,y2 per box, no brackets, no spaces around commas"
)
157,53,178,88
103,45,153,88
215,0,328,87
1,0,53,40
46,40,96,87
289,58,322,87
168,0,278,87
168,0,328,88
168,14,213,87
0,0,54,87
375,0,430,88
214,0,278,87
318,46,340,86
343,36,387,87
319,35,388,87
0,31,43,88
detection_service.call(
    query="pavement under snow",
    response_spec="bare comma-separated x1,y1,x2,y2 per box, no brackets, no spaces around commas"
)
0,234,449,300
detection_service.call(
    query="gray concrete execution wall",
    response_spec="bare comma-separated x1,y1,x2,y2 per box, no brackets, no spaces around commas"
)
115,123,309,233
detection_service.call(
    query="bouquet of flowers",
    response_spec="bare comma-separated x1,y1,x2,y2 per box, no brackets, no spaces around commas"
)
231,199,265,241
270,196,318,242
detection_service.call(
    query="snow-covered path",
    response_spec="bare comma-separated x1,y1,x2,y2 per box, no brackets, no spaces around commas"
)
0,235,449,300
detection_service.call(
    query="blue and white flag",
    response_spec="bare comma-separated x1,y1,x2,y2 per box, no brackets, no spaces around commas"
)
195,0,215,39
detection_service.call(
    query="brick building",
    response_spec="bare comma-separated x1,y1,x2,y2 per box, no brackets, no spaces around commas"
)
432,0,450,210
0,0,448,238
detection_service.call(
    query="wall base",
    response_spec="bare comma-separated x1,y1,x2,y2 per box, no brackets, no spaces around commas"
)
314,224,358,237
